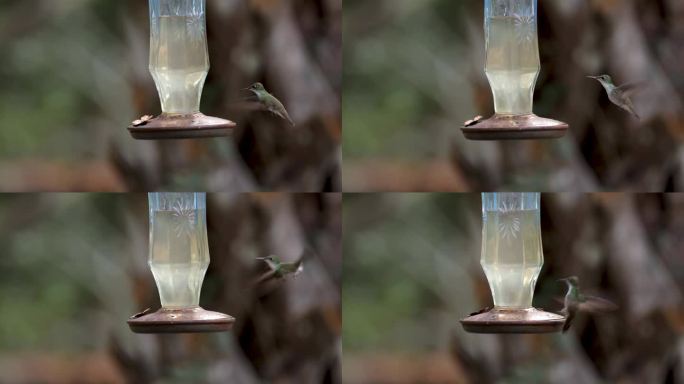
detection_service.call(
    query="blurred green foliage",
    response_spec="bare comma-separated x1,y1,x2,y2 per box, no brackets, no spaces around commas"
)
343,0,473,160
0,194,131,352
343,194,481,352
0,1,133,159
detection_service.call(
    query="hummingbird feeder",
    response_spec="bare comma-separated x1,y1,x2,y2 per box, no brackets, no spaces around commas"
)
461,0,568,140
128,0,235,140
128,192,235,333
461,193,564,333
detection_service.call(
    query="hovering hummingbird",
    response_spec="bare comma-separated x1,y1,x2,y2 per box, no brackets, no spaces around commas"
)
245,83,295,126
558,276,617,333
588,75,642,119
255,251,307,285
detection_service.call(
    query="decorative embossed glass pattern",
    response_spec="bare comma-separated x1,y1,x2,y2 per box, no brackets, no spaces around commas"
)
148,192,210,309
149,0,209,114
484,0,540,115
481,193,543,308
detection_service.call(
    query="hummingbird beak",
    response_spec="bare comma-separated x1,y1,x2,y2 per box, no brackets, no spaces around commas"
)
557,278,568,282
587,76,599,80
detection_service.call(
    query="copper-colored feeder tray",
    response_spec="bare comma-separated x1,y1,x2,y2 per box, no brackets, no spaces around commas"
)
128,307,235,334
461,307,565,334
128,113,236,140
462,114,568,140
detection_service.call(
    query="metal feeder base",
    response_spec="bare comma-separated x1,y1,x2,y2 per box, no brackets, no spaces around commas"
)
128,307,235,334
461,307,565,334
128,113,236,140
462,114,568,141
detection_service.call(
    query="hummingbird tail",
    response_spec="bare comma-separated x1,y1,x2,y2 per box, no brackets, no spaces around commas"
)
279,109,295,127
626,108,640,120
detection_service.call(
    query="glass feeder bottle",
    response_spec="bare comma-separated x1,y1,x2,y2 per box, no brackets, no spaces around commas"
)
148,192,209,309
128,192,234,334
461,0,568,140
481,192,542,309
485,0,539,116
461,192,565,334
128,0,235,140
149,0,209,115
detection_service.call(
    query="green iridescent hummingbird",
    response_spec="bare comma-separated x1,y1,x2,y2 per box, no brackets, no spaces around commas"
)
245,83,295,126
255,251,307,285
558,276,617,333
588,75,641,119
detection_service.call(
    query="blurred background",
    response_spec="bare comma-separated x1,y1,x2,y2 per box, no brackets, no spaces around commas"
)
343,193,684,383
0,193,342,383
0,0,341,192
343,0,684,192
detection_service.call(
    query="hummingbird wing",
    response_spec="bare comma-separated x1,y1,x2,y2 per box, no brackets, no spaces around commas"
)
240,94,261,103
616,82,646,97
619,97,640,120
272,109,295,127
266,96,295,127
579,295,618,313
254,270,279,286
281,262,304,277
244,89,262,101
283,246,317,275
608,90,640,119
294,260,304,275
